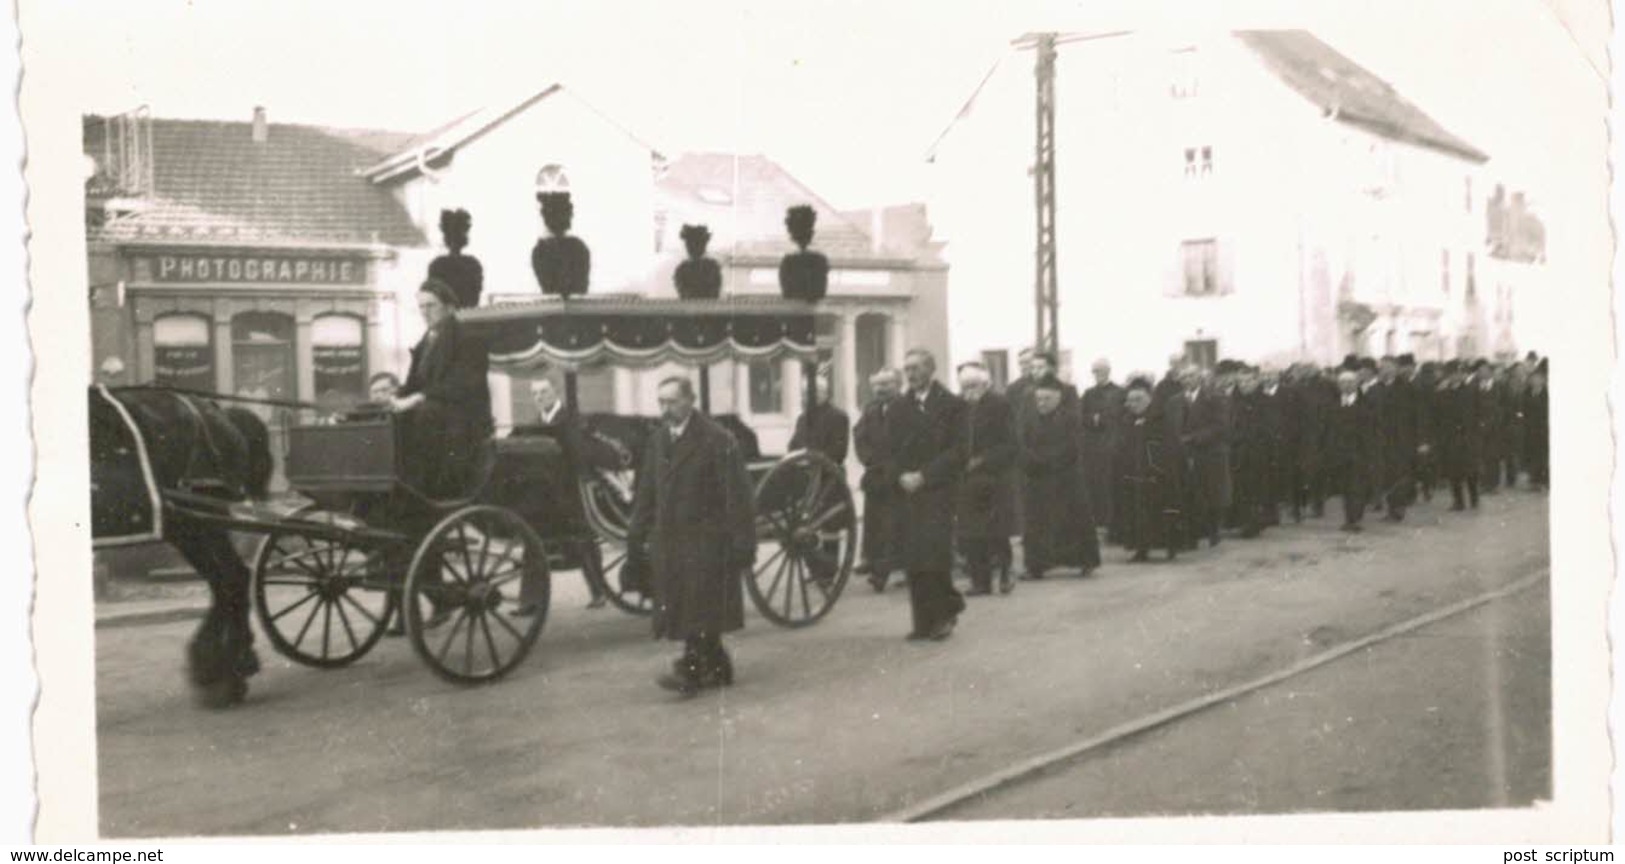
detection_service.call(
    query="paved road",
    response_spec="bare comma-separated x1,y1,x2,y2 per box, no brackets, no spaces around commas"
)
94,489,1550,837
940,575,1551,821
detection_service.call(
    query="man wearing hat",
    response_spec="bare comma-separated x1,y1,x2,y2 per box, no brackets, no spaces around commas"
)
1114,377,1175,561
1178,364,1228,548
1523,359,1549,490
1325,369,1375,531
1472,360,1506,494
1435,360,1482,510
1080,358,1125,538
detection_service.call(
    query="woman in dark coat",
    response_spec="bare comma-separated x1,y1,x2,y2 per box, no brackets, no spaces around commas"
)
628,377,758,696
391,278,492,500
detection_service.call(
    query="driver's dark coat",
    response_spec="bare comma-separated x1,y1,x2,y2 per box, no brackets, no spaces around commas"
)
880,381,968,572
628,412,758,640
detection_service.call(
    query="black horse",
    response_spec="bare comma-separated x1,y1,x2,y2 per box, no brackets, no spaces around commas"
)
89,387,273,708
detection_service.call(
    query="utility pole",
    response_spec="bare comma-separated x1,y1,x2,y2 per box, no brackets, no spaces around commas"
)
1032,32,1059,356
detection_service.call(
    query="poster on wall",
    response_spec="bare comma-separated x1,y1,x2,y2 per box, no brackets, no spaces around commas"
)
313,344,365,412
151,344,214,390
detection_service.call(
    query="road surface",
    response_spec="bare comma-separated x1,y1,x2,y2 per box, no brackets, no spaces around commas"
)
94,489,1551,837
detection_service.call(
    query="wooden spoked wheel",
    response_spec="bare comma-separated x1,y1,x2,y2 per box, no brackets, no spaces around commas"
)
403,505,550,684
251,510,396,669
591,536,655,616
746,451,856,628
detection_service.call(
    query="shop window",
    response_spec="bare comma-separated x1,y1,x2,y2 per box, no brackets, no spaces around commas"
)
232,311,296,404
312,314,366,413
152,313,213,390
748,361,784,415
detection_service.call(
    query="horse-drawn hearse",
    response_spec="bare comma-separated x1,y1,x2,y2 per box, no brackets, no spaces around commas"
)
91,294,857,705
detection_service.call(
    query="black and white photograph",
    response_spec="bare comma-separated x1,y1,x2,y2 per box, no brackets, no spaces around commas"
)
16,0,1617,844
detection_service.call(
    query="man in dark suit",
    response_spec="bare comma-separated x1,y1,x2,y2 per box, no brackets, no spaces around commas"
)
1114,379,1175,561
1373,357,1420,522
628,376,758,696
1474,360,1507,493
1080,358,1125,538
1325,369,1375,531
1523,360,1549,490
1435,361,1482,510
510,376,607,610
854,368,902,592
1004,347,1039,421
1179,365,1228,548
886,349,968,641
955,362,1018,596
1256,366,1287,526
1229,366,1271,538
1284,363,1330,521
789,374,850,464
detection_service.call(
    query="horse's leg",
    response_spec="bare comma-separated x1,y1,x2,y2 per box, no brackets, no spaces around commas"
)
171,515,258,708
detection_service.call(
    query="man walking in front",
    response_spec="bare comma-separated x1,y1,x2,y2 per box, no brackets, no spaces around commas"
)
628,377,758,696
887,349,968,640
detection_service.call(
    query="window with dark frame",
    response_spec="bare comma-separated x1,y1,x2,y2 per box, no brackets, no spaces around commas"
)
152,313,214,390
1181,239,1219,296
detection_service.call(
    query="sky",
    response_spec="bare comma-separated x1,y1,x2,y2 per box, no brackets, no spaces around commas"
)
46,0,1606,211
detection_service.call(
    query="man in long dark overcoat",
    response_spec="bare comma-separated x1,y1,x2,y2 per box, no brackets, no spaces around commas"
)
854,368,902,591
887,349,968,640
1080,358,1125,539
1114,379,1175,561
1325,370,1376,531
955,362,1018,596
1523,360,1549,490
1179,366,1228,548
1020,376,1100,577
628,377,758,696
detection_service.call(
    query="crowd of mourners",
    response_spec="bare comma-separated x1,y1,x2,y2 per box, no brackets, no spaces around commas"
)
789,347,1550,628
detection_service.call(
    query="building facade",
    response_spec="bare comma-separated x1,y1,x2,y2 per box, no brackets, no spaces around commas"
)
927,29,1511,381
85,109,429,487
85,90,950,472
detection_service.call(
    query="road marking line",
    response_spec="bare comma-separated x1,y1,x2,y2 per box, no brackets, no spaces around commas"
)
879,567,1550,823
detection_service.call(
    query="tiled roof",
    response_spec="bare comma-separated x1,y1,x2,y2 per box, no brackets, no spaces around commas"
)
656,153,909,264
84,116,427,248
1235,30,1489,163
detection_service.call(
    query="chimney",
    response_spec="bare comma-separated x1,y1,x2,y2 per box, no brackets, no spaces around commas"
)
252,106,268,143
870,207,885,255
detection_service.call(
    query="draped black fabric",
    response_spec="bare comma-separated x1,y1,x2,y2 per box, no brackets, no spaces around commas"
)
462,297,819,372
